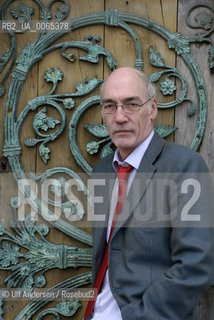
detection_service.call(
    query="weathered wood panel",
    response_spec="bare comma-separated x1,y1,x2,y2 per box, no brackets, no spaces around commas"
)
194,287,214,320
175,0,214,170
104,0,177,140
176,2,214,319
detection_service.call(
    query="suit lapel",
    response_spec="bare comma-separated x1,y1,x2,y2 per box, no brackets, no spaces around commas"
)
92,155,115,275
112,132,166,236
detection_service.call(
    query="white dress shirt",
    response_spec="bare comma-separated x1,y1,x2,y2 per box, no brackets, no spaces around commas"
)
92,131,154,319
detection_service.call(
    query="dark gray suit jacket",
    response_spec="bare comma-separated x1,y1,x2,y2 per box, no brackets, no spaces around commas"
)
90,133,214,320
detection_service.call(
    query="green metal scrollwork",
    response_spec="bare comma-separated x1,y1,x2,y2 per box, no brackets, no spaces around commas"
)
61,35,117,70
148,47,196,116
0,300,3,320
30,167,92,222
69,95,102,174
186,4,214,72
14,272,92,320
11,3,34,23
20,66,102,165
0,209,92,288
35,300,82,319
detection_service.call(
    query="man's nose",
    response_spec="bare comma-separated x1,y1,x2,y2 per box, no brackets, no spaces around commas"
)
114,106,128,122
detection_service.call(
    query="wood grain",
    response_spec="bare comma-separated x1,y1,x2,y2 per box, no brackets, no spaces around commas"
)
175,0,214,170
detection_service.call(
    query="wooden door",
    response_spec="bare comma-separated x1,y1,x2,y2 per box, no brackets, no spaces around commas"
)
0,0,213,319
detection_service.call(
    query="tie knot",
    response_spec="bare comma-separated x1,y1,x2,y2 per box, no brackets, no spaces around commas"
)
117,164,133,181
117,164,133,174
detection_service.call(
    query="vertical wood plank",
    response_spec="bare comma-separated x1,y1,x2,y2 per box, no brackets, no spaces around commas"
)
175,0,214,170
104,0,177,140
0,1,40,318
34,1,105,319
176,1,214,319
10,0,39,173
36,0,105,174
194,287,214,320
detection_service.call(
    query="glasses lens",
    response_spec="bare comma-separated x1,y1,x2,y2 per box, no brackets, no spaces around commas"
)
102,104,115,113
101,102,143,113
124,103,140,113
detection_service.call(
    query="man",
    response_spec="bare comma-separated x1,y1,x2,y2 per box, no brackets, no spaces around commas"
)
85,67,214,319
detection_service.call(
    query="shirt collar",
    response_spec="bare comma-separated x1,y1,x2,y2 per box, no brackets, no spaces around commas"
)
113,130,154,171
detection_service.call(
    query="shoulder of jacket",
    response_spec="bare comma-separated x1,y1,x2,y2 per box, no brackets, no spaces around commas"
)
92,153,114,173
159,141,209,172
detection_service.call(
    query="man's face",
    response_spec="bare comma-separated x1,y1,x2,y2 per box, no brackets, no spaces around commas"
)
101,69,158,160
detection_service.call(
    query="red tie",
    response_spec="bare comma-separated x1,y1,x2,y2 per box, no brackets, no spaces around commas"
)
84,164,133,319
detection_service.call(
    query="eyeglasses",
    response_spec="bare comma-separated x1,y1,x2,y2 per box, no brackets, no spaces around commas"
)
101,98,152,114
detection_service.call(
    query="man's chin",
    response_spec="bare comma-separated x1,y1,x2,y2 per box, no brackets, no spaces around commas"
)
116,143,134,153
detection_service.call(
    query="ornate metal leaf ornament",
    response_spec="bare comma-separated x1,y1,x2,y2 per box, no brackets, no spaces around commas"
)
35,299,82,319
0,205,92,288
185,4,214,72
148,47,196,116
0,1,213,319
84,124,112,157
11,3,34,23
167,32,190,55
10,272,92,320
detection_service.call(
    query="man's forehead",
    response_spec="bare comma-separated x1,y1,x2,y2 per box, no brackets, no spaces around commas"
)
105,70,143,84
101,96,142,102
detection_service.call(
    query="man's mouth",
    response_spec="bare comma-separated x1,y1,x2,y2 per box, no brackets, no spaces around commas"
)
114,130,131,135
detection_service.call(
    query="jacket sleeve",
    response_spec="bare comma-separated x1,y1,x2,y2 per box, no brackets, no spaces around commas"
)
121,227,214,320
120,154,214,320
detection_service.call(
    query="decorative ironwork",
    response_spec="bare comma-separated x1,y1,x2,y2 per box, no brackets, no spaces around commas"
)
35,299,82,319
0,201,92,288
11,3,34,23
12,272,92,320
186,4,214,72
0,0,213,318
0,300,3,320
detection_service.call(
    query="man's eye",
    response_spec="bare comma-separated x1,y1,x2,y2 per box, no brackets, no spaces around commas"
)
104,104,115,109
126,103,139,108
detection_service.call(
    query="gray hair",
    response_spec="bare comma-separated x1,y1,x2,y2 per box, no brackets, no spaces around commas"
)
134,70,156,114
134,70,156,100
